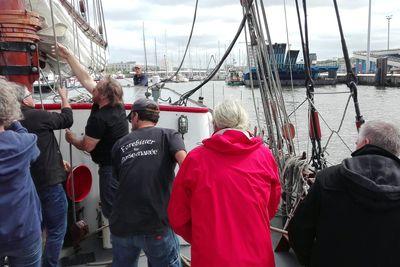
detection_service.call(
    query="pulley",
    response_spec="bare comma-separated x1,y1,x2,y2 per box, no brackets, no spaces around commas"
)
79,0,86,18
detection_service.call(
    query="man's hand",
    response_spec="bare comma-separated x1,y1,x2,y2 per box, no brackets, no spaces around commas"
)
63,160,71,172
55,43,72,60
65,129,76,144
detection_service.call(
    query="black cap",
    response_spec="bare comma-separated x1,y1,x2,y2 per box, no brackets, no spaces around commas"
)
127,98,159,121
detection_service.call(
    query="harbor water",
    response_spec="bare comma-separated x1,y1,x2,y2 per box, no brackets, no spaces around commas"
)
160,81,400,165
48,79,400,166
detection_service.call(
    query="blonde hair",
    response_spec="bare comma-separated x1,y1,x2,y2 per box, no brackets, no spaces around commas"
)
0,79,22,127
213,100,249,130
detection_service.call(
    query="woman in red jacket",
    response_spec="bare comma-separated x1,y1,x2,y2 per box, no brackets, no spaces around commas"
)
168,100,281,267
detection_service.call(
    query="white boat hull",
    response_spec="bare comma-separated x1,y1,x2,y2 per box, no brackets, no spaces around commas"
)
42,100,212,243
25,0,107,77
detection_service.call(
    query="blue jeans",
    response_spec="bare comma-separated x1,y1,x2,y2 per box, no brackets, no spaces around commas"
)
38,184,68,267
0,237,42,267
99,165,119,219
111,228,181,267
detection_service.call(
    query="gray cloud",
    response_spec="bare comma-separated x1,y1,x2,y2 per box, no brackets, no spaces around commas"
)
109,47,144,63
104,6,153,22
103,0,399,64
145,0,236,7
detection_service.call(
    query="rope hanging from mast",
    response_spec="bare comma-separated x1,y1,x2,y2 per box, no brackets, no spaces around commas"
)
294,0,325,170
161,0,199,83
240,0,299,174
174,14,247,106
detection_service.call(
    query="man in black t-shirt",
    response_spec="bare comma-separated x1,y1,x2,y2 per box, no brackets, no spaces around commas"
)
111,98,186,267
57,43,129,219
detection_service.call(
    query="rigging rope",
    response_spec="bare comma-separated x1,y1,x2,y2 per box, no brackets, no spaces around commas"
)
161,0,199,83
49,0,64,89
242,5,261,132
294,0,325,170
281,154,310,218
332,0,365,131
283,0,300,152
174,15,247,105
306,96,353,154
241,0,298,171
258,0,295,156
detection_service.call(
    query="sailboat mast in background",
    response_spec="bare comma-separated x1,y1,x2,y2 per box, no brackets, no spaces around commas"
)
142,21,148,72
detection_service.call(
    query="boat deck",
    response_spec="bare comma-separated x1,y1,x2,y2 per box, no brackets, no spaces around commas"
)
61,218,300,267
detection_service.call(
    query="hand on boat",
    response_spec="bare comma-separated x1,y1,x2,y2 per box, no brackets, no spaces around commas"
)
65,129,76,144
55,42,72,60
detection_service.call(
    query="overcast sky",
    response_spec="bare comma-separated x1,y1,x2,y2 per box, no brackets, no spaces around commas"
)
102,0,400,67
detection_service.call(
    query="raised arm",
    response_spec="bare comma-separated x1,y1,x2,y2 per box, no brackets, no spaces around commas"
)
43,87,73,130
55,43,97,94
58,86,71,109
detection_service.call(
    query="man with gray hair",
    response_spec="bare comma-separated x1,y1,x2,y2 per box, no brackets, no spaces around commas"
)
0,79,42,266
288,120,400,267
168,100,281,267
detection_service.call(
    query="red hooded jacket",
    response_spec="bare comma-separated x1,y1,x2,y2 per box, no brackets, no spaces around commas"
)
168,129,281,267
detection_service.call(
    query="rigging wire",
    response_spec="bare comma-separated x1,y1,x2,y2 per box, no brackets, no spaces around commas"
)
161,0,199,83
241,6,275,135
294,0,325,170
174,15,247,105
98,0,108,46
306,97,353,153
247,1,282,157
243,0,298,166
283,0,300,152
242,5,261,132
49,0,63,89
287,98,308,118
332,0,365,131
257,0,295,155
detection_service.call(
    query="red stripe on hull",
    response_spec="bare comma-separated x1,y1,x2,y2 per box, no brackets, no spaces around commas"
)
35,103,210,113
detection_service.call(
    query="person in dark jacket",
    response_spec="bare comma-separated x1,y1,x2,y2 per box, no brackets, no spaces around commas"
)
18,84,73,267
133,65,148,86
288,120,400,267
0,79,42,267
56,43,129,220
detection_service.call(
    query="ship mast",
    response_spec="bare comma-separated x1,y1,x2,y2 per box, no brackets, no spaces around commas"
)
366,0,372,73
0,0,41,91
142,22,148,72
